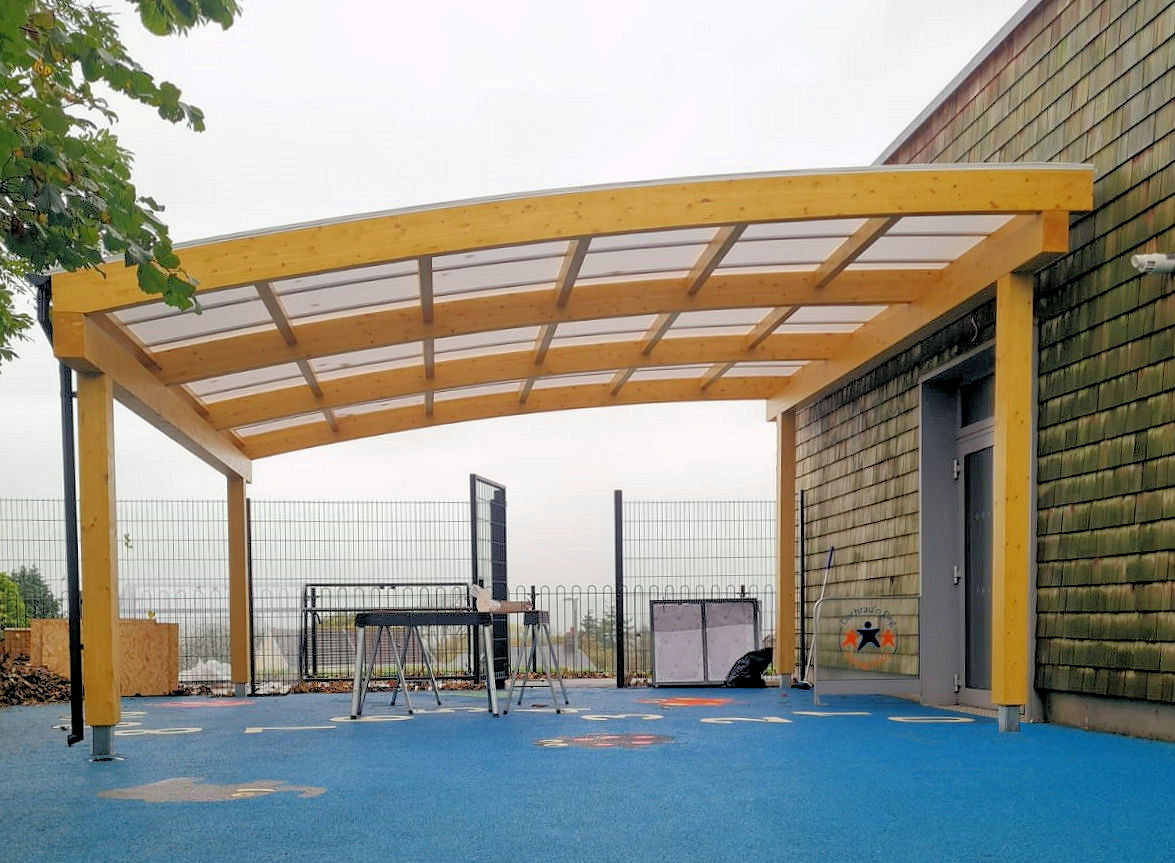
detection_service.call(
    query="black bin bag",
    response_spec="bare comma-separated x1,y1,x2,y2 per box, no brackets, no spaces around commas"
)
723,647,774,688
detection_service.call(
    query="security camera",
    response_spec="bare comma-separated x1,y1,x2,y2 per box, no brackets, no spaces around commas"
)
1131,253,1175,274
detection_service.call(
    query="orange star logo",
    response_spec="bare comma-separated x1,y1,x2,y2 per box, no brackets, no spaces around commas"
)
881,630,896,648
842,629,857,648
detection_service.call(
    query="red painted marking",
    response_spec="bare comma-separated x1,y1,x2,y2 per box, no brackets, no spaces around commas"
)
638,697,731,708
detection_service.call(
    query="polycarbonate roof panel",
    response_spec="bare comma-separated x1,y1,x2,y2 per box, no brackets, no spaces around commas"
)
551,315,658,344
725,362,805,377
271,260,417,293
579,245,707,280
629,365,710,382
281,272,421,319
590,228,719,250
432,257,561,297
531,372,616,390
333,395,421,417
889,214,1013,235
434,326,540,356
186,362,305,399
721,236,846,267
127,295,270,348
434,381,518,402
235,412,322,437
856,235,982,263
115,285,260,326
433,241,568,269
742,219,864,240
787,305,887,324
310,344,422,376
673,308,775,329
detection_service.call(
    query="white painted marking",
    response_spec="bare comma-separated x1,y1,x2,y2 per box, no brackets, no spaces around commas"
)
581,713,664,722
243,725,337,734
115,721,142,728
115,727,202,736
515,706,585,714
792,711,872,717
330,715,414,723
700,716,792,724
888,716,974,724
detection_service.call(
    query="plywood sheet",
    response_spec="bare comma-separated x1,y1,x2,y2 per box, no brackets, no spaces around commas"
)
1,628,30,658
29,619,179,696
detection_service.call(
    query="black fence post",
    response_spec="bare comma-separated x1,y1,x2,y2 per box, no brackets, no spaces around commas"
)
614,489,625,688
798,489,806,676
529,584,537,674
246,497,257,696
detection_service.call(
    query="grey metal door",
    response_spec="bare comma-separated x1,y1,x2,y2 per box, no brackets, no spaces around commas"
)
955,372,994,703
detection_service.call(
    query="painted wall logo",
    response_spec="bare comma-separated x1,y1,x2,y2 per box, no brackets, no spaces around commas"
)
838,605,898,671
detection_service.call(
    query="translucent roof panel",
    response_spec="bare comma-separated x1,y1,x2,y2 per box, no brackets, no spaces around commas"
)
579,245,708,280
856,235,983,264
127,295,270,349
310,344,422,377
629,365,710,382
531,372,616,390
432,257,561,297
725,362,806,377
787,305,887,324
670,308,775,338
235,412,323,437
281,272,421,319
551,315,659,345
114,285,260,326
433,240,568,268
590,227,719,250
721,236,846,268
889,214,1013,235
271,260,417,293
333,395,421,417
434,381,518,402
434,326,540,358
742,219,865,240
187,362,305,400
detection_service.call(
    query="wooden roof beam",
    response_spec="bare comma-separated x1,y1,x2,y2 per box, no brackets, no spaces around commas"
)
205,332,847,430
241,376,790,459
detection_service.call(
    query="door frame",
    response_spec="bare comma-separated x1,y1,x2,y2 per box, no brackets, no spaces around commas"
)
956,422,994,708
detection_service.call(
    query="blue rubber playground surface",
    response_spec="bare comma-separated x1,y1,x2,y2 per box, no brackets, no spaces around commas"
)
2,686,1174,863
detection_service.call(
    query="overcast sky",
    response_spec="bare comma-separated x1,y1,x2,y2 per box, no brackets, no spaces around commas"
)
0,0,1029,586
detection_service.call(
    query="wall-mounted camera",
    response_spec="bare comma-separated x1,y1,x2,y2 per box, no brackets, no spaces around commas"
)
1131,254,1175,274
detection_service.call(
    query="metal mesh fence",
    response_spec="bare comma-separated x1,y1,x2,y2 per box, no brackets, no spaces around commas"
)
1,497,782,686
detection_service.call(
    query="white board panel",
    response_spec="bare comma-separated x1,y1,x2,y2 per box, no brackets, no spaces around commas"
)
704,601,758,681
651,602,705,684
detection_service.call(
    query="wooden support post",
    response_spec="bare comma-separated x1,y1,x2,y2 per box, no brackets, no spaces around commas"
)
77,372,120,757
228,474,251,697
992,272,1034,731
776,411,797,685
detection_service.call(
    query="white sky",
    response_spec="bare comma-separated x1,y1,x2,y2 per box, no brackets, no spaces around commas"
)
0,0,1030,586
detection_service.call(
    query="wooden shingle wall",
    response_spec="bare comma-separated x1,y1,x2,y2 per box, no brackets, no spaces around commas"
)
798,0,1175,703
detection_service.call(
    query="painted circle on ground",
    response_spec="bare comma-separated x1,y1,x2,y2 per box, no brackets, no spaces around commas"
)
887,716,975,723
160,700,253,708
535,733,674,749
638,697,732,708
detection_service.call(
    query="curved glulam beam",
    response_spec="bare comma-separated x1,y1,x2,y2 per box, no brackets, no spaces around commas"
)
240,377,790,459
52,165,1094,315
205,332,847,431
152,270,922,385
765,211,1072,415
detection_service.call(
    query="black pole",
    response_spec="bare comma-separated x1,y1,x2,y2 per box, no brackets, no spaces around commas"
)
246,498,257,696
36,278,84,747
614,489,625,688
59,361,84,746
469,473,480,683
529,585,537,674
798,489,807,676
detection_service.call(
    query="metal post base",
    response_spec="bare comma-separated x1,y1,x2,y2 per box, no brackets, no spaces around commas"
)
233,683,247,698
90,726,121,761
998,705,1021,733
778,672,792,693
